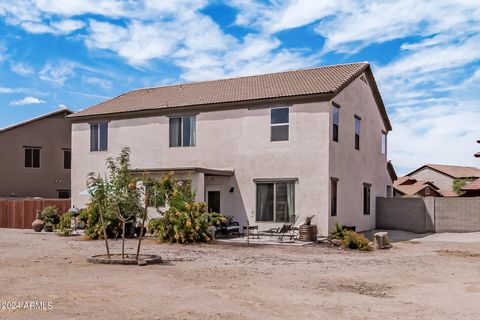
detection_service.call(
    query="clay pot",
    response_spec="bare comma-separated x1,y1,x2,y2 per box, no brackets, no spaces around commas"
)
298,224,318,242
32,211,44,232
44,224,54,232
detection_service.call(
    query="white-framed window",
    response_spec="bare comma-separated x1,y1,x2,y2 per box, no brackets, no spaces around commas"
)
381,131,387,155
425,187,430,195
332,103,340,142
90,122,108,151
169,116,196,147
256,181,295,222
270,107,289,141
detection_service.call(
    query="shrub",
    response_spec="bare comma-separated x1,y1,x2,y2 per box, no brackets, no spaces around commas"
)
331,223,345,240
148,178,226,244
342,230,372,251
79,202,129,239
56,212,72,236
40,206,60,225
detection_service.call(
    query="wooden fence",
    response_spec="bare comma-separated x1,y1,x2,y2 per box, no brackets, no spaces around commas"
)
0,198,71,229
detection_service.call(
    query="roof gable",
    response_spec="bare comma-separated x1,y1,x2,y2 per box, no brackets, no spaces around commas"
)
0,109,72,134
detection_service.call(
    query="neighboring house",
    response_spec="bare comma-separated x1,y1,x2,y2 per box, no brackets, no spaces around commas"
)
406,164,480,196
69,62,393,234
393,176,443,198
0,109,72,198
461,178,480,197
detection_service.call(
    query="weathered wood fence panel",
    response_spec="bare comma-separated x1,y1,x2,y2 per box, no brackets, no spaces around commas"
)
0,198,71,229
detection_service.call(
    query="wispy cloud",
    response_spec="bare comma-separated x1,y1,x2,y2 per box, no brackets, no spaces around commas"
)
82,76,113,90
10,62,35,76
10,96,46,106
38,60,76,85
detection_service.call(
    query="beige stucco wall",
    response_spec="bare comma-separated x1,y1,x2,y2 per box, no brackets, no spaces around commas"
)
328,75,392,232
410,168,454,192
72,101,332,234
0,112,71,198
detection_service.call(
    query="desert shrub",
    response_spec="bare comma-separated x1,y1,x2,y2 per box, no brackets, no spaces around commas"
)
56,212,72,236
342,230,372,251
40,206,60,225
80,200,129,239
148,177,226,244
331,223,345,240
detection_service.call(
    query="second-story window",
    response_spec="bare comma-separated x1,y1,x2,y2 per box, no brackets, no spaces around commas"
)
381,131,387,155
90,122,108,151
332,103,340,142
271,107,289,141
354,115,361,150
24,147,40,168
169,115,196,147
64,149,71,169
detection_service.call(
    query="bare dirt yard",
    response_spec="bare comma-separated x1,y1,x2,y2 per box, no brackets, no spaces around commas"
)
1,229,479,320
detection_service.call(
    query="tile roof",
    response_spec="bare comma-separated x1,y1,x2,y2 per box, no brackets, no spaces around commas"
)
461,178,480,191
408,164,480,179
393,180,438,196
69,62,382,120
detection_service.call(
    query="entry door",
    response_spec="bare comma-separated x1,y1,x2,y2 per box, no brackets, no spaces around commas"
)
208,191,221,213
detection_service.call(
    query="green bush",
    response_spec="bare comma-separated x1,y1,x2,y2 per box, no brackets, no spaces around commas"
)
147,178,226,243
40,206,60,225
342,230,372,251
55,212,72,236
79,203,131,239
331,223,345,240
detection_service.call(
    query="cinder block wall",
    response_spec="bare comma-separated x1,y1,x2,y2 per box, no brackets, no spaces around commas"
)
376,198,429,233
435,198,480,232
376,197,480,233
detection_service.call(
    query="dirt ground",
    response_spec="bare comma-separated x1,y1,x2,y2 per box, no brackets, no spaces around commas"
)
0,229,479,320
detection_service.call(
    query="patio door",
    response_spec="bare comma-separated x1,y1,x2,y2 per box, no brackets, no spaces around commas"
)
207,191,220,213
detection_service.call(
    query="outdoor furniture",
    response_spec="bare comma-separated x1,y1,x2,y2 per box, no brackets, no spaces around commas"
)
242,225,259,239
276,224,298,243
215,220,240,238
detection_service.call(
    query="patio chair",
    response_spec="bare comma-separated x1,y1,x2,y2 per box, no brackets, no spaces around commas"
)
215,219,240,238
276,223,298,243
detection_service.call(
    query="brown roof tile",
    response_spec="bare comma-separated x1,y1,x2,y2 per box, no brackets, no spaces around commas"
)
461,178,480,191
69,62,374,119
408,164,480,179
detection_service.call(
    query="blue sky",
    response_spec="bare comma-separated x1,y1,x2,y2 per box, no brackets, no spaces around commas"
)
0,0,479,174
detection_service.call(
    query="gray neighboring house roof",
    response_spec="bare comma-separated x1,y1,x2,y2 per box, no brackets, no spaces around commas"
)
0,109,73,134
69,62,392,131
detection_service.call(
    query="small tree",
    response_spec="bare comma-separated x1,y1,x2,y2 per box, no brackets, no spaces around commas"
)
86,147,142,259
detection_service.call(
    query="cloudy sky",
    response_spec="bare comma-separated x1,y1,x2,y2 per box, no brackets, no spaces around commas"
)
0,0,479,174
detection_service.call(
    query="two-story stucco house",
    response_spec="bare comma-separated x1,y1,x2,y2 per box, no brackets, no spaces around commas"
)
69,62,393,235
0,109,72,198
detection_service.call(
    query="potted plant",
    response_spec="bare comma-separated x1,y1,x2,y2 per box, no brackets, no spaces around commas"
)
40,206,60,232
32,210,44,232
298,215,318,242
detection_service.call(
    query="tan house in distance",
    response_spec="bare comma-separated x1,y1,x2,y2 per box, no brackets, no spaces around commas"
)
405,164,480,197
0,109,72,198
69,62,393,235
